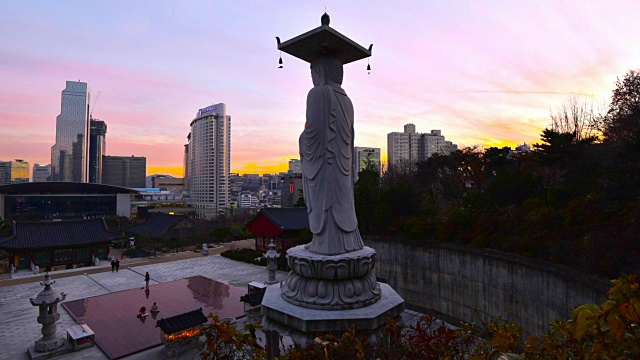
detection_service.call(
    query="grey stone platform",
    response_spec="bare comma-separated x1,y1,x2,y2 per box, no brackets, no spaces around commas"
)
262,282,405,333
0,254,287,360
27,340,72,360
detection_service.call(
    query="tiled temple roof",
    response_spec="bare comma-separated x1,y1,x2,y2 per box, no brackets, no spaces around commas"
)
128,213,191,238
0,218,123,250
155,308,208,334
246,207,309,231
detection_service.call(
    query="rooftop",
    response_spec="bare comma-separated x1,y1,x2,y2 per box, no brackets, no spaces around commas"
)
0,218,124,250
128,213,192,238
246,207,309,231
0,182,139,195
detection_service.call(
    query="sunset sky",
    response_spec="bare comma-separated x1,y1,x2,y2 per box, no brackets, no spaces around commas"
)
2,1,640,177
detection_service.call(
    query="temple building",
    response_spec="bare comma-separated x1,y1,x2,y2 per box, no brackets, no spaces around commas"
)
0,218,122,271
245,207,309,251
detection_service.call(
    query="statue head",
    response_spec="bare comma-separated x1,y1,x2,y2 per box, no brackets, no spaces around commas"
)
310,56,343,86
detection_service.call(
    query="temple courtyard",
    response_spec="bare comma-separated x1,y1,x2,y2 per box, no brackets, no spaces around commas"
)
0,244,426,359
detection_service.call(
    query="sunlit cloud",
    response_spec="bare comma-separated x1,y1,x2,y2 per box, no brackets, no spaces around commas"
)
2,1,640,176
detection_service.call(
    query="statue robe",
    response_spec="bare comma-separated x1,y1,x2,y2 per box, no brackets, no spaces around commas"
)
299,85,364,255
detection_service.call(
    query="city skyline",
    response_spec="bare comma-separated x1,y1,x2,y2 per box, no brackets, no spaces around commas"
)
2,1,640,177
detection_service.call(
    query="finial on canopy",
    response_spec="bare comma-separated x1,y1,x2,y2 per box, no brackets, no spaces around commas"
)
321,12,330,26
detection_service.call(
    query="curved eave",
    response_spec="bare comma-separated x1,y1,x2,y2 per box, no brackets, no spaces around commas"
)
0,237,119,251
278,25,371,64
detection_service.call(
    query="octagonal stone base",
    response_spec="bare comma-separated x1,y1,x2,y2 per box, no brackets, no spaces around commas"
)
282,246,381,310
263,282,404,334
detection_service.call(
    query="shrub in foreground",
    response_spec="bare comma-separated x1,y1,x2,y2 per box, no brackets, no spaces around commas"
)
200,275,640,359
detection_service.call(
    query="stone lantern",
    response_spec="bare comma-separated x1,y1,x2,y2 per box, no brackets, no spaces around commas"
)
264,240,279,285
29,272,67,356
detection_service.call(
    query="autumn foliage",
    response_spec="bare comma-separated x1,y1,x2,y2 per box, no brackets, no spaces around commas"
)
200,276,640,359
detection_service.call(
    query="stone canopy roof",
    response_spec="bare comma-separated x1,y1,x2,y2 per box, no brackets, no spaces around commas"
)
155,308,208,334
0,218,123,250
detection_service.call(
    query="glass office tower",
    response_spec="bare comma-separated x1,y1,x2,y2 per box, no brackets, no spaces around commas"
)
51,81,90,182
89,119,107,183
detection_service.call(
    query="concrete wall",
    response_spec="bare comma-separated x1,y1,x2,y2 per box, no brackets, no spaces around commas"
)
366,238,611,335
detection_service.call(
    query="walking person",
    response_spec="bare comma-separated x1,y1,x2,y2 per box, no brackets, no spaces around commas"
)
145,271,150,288
111,260,115,272
115,259,120,272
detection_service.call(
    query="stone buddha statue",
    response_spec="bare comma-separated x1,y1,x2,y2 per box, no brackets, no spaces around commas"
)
275,13,386,311
300,55,365,255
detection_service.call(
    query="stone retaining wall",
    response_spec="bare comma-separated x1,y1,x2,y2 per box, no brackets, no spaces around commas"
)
366,238,611,335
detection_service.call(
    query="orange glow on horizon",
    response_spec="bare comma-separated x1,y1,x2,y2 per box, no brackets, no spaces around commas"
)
233,162,289,175
147,166,183,178
148,163,292,177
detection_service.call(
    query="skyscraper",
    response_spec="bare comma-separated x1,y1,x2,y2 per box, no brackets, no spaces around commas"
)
89,119,107,183
187,103,230,219
183,142,190,191
51,81,90,182
288,159,301,173
102,155,146,188
32,164,51,182
0,160,29,185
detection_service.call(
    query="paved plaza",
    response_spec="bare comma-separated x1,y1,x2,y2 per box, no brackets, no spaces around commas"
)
0,250,427,360
0,253,288,360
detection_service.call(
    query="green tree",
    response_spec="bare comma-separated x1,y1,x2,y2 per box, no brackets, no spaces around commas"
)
355,157,380,234
603,69,640,144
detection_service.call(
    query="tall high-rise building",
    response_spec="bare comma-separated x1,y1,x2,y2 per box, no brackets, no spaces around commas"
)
353,147,381,182
387,124,457,168
0,160,30,185
387,123,420,167
183,142,190,191
89,119,107,183
187,103,230,219
288,159,301,174
32,164,51,182
51,81,91,182
102,155,146,188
